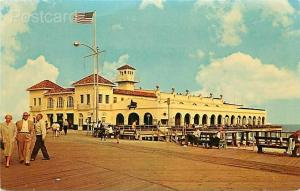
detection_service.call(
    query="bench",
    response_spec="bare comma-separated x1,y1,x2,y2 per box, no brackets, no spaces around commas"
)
198,132,226,149
255,136,299,156
120,129,137,140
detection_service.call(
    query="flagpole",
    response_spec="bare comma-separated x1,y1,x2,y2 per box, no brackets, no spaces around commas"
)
94,11,99,127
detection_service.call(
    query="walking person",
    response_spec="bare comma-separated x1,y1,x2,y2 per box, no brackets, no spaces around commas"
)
16,112,34,166
52,122,60,137
0,114,17,168
63,119,68,135
31,114,50,161
115,126,120,144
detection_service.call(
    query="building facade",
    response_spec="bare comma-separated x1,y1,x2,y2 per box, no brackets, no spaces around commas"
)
27,64,267,128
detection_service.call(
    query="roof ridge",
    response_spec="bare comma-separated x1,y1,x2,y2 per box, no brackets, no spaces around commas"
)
72,73,114,86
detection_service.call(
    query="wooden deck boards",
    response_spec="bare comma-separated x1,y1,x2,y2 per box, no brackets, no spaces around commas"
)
1,130,299,190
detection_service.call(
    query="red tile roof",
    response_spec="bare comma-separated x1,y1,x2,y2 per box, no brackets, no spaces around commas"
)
117,64,136,70
27,80,64,91
113,89,156,98
72,74,114,86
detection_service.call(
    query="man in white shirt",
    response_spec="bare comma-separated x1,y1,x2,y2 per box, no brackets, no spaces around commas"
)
30,114,50,161
16,112,34,166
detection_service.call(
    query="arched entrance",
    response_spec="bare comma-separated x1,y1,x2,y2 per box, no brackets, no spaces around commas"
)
217,115,222,125
116,113,124,125
194,114,200,125
242,116,247,125
224,115,230,125
210,114,216,126
248,116,252,125
184,113,191,125
128,113,139,125
175,113,181,126
257,117,261,125
237,116,241,125
144,113,153,125
202,114,208,125
231,115,235,125
253,116,256,126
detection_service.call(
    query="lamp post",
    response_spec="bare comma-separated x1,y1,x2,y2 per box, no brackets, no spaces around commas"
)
73,41,105,128
166,98,170,126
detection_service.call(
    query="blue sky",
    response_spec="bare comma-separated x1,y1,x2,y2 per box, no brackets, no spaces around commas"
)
1,0,300,124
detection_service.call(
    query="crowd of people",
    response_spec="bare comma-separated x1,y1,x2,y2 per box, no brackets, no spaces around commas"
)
0,112,50,168
92,121,121,144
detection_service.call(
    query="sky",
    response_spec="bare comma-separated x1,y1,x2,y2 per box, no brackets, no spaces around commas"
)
1,0,300,124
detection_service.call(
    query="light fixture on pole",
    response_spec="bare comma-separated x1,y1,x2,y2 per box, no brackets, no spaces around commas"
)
73,41,105,129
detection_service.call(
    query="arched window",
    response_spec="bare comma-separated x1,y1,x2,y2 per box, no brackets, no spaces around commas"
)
128,113,139,125
184,113,191,125
47,98,54,108
175,113,181,126
67,96,74,108
194,114,200,125
217,115,222,125
116,113,124,125
57,97,64,108
144,113,153,125
202,114,208,125
210,114,216,126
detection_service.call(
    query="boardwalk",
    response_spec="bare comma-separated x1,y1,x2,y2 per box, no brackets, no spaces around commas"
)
1,131,300,190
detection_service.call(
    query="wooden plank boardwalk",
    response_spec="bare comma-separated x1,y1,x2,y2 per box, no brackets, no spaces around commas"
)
1,130,300,190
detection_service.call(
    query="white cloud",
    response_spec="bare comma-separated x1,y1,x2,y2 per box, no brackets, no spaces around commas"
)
260,0,295,28
284,29,300,37
0,1,59,119
111,24,124,31
1,56,59,119
0,1,38,66
195,52,300,104
220,4,246,46
102,54,130,81
189,49,205,61
194,1,246,46
139,0,166,10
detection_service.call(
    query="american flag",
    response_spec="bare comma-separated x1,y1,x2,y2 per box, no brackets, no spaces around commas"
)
73,12,94,24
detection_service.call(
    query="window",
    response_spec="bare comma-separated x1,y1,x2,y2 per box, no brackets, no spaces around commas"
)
113,97,117,103
67,96,74,107
105,95,109,104
33,98,36,106
57,97,63,108
124,71,126,74
98,94,103,103
80,95,84,104
47,98,54,108
121,97,124,101
38,98,41,106
87,94,90,104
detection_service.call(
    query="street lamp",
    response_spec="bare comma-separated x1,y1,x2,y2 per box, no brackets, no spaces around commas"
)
73,41,104,130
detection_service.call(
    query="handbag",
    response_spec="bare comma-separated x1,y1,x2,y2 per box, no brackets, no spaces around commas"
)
0,140,4,150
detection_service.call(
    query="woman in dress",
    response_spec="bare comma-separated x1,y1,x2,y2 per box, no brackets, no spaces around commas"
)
0,114,17,168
